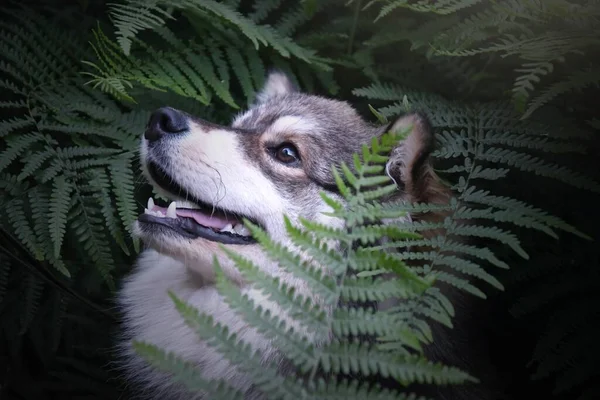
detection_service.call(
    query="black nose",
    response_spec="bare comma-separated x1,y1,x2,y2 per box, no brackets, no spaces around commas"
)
145,107,188,142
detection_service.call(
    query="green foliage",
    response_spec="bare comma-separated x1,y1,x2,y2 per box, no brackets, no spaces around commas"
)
364,0,600,119
0,7,148,283
83,0,336,106
0,5,143,399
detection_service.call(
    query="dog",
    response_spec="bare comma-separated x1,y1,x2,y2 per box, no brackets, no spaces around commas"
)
116,70,455,399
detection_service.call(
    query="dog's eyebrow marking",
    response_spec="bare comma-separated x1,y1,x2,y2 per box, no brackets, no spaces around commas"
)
231,109,255,127
266,115,316,135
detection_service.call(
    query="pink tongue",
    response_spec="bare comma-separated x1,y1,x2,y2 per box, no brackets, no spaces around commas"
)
151,205,237,230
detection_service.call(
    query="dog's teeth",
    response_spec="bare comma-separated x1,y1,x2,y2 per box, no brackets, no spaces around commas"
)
166,202,177,218
177,200,200,210
233,224,250,236
147,197,155,210
219,223,234,233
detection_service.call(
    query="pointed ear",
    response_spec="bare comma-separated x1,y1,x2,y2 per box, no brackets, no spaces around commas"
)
255,70,298,104
385,112,450,205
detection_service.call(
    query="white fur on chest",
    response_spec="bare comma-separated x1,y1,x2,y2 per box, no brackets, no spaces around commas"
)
117,250,278,399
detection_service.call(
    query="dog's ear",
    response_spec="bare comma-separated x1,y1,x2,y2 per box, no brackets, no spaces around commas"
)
255,70,298,104
385,112,450,205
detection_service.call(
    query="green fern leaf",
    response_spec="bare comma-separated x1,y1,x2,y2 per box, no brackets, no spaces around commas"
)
340,276,416,303
108,157,138,242
109,1,175,55
215,267,318,371
5,198,43,261
375,0,483,21
312,379,429,400
522,67,600,119
90,170,130,256
0,132,46,172
133,341,244,399
434,255,504,290
449,222,528,259
434,271,486,299
242,219,338,305
332,306,401,338
220,247,329,335
167,291,308,398
318,341,477,385
69,200,115,287
462,187,589,239
225,46,256,103
17,147,54,181
512,61,554,112
28,188,70,276
249,0,285,23
49,175,73,259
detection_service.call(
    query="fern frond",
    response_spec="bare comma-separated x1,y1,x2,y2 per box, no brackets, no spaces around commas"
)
249,0,285,23
319,342,476,385
168,291,307,398
215,269,318,370
49,176,74,258
220,247,329,336
133,341,244,399
17,147,54,181
451,222,528,259
478,147,600,193
0,8,141,287
69,199,116,287
274,2,327,37
512,61,555,112
0,132,46,171
108,0,175,56
433,271,486,298
375,0,483,21
242,220,338,304
461,187,588,239
108,158,137,241
28,187,70,276
340,276,418,303
312,379,429,400
522,67,600,119
108,0,317,62
332,306,403,338
5,197,44,261
225,46,256,103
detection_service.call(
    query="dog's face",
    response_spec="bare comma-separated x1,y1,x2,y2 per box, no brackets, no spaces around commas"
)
135,71,447,284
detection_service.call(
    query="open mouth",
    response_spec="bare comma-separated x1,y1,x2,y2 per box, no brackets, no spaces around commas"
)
138,162,258,245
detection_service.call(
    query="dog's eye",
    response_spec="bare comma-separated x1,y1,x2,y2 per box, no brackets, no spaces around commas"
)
274,143,300,164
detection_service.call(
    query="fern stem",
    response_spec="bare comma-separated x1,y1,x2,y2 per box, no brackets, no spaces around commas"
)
347,0,362,55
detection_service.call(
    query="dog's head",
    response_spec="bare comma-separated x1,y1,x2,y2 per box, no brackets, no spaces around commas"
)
135,71,449,284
